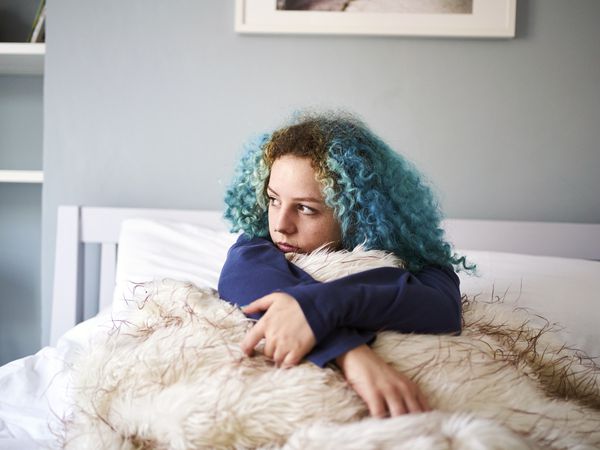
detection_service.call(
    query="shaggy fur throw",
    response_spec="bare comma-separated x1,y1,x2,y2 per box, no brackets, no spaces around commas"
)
62,248,600,450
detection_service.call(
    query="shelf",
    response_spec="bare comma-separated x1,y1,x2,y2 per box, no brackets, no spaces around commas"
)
0,170,44,183
0,43,45,75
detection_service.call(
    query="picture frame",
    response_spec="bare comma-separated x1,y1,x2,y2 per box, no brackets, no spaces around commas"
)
235,0,516,38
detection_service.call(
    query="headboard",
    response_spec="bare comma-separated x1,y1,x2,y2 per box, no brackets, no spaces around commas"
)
50,205,600,345
50,206,227,345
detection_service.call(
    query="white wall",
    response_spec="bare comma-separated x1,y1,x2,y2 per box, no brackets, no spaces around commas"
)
40,0,600,345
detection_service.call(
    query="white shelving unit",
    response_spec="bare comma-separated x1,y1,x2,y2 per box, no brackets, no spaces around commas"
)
0,42,45,75
0,170,44,183
1,42,45,183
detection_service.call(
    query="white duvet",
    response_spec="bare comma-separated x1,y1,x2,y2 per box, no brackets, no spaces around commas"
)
0,310,110,449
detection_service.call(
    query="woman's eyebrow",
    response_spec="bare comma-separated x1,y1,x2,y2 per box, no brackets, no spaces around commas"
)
267,186,323,204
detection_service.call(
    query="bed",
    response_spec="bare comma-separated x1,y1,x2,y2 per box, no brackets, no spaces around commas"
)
1,205,599,450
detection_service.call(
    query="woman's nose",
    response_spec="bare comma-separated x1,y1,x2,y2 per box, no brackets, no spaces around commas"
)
274,207,296,234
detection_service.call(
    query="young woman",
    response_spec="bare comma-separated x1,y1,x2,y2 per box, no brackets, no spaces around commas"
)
218,112,468,418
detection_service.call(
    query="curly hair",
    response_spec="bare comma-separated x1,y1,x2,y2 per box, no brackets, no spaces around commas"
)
224,111,471,272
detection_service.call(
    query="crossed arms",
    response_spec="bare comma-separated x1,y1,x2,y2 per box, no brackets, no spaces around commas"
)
218,235,461,367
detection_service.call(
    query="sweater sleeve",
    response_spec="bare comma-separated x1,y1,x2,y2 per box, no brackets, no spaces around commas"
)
280,265,462,343
307,328,375,368
218,234,316,309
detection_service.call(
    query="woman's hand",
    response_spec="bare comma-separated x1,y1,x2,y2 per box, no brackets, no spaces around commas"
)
336,344,431,418
241,292,316,368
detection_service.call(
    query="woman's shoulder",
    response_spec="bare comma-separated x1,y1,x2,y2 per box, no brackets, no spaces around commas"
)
414,264,460,289
232,233,272,248
228,234,281,261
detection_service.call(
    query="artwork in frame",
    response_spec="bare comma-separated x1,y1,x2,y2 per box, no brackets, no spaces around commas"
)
235,0,517,38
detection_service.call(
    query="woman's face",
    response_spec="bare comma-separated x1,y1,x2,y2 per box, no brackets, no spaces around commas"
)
268,155,342,254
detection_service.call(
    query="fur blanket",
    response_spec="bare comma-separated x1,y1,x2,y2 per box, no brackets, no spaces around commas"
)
62,248,600,450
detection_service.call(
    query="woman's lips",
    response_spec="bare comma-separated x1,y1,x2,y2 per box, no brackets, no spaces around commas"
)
277,242,300,253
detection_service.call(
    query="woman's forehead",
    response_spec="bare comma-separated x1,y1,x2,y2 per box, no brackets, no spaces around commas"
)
269,155,324,200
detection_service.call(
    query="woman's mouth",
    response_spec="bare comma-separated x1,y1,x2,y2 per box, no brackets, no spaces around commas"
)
277,242,300,253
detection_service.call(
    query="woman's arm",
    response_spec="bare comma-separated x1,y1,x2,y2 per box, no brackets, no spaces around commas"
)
219,235,460,367
281,264,461,343
336,344,431,417
220,236,376,367
220,235,461,341
218,234,315,309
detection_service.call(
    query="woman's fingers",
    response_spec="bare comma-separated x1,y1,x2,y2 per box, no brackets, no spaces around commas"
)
386,390,408,416
242,296,275,314
418,391,431,412
241,293,316,365
397,387,422,414
263,337,275,359
336,345,432,419
240,320,265,355
394,380,430,414
272,346,286,366
280,351,301,368
366,393,388,419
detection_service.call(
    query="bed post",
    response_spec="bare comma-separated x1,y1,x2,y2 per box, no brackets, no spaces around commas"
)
50,206,82,346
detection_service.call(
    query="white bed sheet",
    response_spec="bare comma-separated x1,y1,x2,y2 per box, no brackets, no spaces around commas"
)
0,309,112,450
0,220,238,449
1,218,598,448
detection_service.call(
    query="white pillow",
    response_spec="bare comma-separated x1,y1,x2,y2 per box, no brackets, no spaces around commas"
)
112,219,239,313
458,250,600,358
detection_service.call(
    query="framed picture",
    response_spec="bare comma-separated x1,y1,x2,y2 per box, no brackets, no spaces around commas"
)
235,0,516,38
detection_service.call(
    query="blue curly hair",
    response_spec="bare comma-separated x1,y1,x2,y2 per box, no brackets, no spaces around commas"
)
224,111,470,272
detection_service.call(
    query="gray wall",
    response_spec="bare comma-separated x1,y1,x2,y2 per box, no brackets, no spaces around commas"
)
0,75,43,364
0,183,41,364
38,0,600,346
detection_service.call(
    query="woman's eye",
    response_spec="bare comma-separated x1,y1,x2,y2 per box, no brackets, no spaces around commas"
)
298,204,317,215
268,196,281,207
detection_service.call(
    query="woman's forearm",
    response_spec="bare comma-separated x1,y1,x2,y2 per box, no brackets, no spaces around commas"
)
282,265,462,341
218,235,315,307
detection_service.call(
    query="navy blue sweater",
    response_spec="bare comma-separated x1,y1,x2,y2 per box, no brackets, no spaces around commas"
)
218,235,462,367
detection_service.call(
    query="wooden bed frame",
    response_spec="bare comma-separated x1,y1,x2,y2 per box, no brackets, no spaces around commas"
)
49,205,600,345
